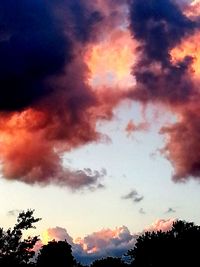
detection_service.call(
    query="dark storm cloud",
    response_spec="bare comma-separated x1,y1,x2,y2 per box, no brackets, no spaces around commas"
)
130,0,195,63
0,0,104,112
128,0,197,104
127,0,200,183
66,0,103,42
0,0,71,111
0,0,108,189
2,0,200,187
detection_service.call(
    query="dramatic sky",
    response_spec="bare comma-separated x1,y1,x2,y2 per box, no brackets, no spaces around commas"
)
1,0,200,264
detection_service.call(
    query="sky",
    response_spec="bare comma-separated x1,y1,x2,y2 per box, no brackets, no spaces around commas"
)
0,0,200,264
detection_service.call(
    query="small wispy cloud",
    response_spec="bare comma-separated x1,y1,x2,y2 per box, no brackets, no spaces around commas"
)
7,209,23,216
139,208,146,214
165,208,176,214
122,189,144,203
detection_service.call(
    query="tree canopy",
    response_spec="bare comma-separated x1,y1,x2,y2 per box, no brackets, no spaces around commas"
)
128,220,200,267
91,257,128,267
36,240,75,267
1,212,200,267
0,209,41,267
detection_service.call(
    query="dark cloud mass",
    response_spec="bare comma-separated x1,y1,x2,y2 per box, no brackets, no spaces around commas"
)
0,0,70,111
128,0,197,104
130,0,195,63
66,0,103,42
1,0,200,187
0,0,105,112
0,0,108,189
127,0,200,182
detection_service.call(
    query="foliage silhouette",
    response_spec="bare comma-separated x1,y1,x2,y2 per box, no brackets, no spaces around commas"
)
90,257,128,267
127,220,200,267
0,209,41,267
36,240,75,267
1,211,200,267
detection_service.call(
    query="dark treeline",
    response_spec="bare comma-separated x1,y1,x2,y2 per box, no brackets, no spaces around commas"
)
0,210,200,267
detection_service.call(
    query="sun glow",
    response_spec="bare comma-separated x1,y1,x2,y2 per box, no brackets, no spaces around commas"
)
171,32,200,77
85,30,136,89
41,230,52,245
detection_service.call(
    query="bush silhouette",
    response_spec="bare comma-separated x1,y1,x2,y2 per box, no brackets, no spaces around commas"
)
36,240,75,267
91,257,128,267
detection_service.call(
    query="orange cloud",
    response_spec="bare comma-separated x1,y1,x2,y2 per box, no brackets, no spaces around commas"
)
35,220,177,264
37,225,136,263
125,120,149,136
171,31,200,77
75,226,135,254
0,106,106,189
85,29,137,89
1,0,200,188
160,101,200,181
184,0,200,17
41,227,73,245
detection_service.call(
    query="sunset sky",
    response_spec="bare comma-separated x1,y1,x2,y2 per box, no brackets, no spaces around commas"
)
0,0,200,264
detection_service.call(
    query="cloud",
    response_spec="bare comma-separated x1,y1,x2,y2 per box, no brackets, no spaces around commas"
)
74,226,137,264
33,227,74,256
165,208,176,213
125,120,149,136
1,0,200,188
41,227,73,245
129,0,196,63
0,1,71,111
0,0,139,190
139,208,146,215
38,226,137,265
0,0,113,190
126,0,200,183
7,209,23,217
122,190,144,203
128,0,197,104
145,218,175,232
160,104,200,181
36,219,176,264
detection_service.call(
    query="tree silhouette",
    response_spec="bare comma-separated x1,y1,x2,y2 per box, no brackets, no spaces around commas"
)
91,257,128,267
0,209,41,267
128,220,200,267
36,240,75,267
1,211,200,267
